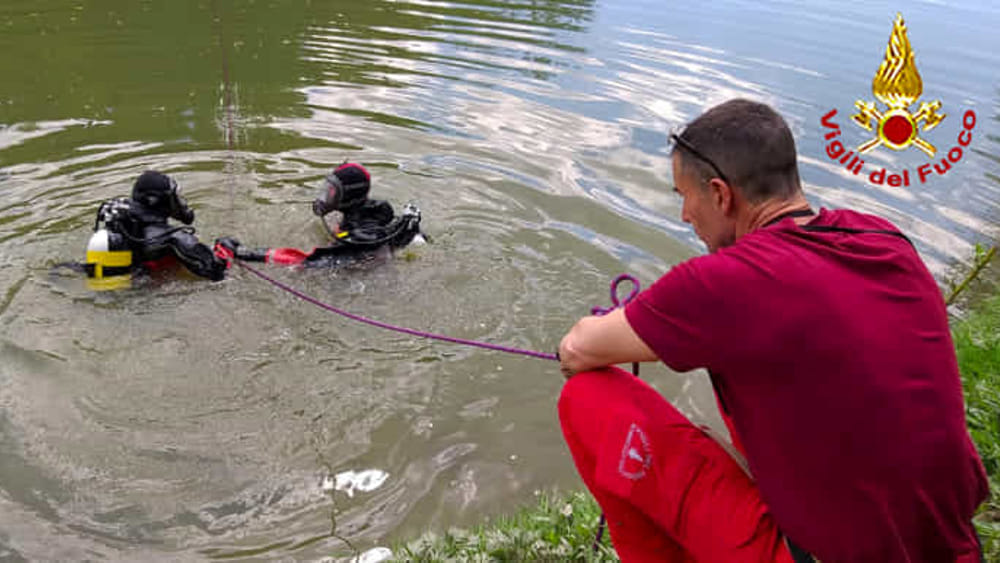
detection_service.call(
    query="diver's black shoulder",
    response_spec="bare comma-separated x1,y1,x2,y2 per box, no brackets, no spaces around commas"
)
362,199,394,214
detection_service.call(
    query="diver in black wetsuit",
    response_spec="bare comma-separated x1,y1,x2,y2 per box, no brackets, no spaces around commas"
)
84,171,227,283
213,163,423,267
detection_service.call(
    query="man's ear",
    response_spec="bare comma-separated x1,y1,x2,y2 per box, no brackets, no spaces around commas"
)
707,178,735,216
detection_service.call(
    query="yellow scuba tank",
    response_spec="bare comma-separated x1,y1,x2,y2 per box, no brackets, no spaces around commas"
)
85,199,133,290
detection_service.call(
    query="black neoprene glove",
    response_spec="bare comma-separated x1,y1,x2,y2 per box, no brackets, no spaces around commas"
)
214,237,269,262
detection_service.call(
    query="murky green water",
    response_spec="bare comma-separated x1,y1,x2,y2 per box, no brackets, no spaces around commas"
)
1,1,998,560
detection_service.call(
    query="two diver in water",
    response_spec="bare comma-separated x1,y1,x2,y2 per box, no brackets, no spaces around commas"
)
83,163,423,287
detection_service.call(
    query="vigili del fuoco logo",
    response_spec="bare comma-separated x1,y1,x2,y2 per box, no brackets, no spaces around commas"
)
819,13,977,187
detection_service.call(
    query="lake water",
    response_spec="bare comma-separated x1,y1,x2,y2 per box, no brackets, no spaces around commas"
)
1,0,998,560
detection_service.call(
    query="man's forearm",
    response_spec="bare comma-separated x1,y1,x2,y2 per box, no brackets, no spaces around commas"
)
559,317,604,374
558,308,658,377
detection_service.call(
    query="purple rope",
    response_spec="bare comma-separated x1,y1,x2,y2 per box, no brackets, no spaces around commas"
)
235,261,640,363
235,260,639,553
591,274,641,316
588,273,640,552
236,261,560,360
594,513,607,552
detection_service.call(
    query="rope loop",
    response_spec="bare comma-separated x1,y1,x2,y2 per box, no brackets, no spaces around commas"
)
591,273,641,316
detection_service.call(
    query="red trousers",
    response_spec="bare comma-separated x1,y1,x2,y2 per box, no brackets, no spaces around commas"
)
559,367,794,563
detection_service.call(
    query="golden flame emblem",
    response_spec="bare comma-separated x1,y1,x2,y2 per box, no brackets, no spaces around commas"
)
851,13,945,156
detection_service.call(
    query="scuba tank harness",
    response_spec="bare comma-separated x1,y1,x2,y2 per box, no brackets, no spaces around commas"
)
85,198,133,288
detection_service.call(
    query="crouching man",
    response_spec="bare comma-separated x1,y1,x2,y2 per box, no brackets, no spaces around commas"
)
557,99,987,562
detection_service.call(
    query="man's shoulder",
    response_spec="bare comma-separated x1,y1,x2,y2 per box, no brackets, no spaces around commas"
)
649,250,750,300
732,207,907,257
812,207,900,232
653,208,909,288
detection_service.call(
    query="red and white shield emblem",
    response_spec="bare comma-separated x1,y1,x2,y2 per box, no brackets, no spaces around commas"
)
618,423,652,480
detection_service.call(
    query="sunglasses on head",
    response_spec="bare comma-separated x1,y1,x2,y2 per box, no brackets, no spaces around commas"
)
670,133,730,185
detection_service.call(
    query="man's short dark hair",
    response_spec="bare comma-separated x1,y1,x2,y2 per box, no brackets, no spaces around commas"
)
673,99,801,202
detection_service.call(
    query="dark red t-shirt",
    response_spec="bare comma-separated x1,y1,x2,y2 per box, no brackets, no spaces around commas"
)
624,208,987,562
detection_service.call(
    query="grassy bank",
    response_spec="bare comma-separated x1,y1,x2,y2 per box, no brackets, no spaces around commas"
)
392,491,617,562
955,293,1000,557
392,292,1000,562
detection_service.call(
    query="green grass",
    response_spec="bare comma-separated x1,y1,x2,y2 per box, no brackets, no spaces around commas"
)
391,491,618,562
955,294,1000,558
391,293,1000,562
